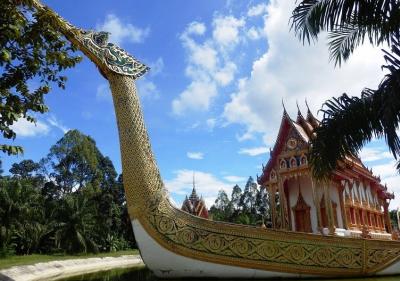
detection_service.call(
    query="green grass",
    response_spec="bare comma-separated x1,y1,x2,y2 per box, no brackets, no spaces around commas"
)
0,249,139,270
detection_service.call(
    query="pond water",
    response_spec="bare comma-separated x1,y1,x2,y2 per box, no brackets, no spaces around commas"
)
58,267,400,281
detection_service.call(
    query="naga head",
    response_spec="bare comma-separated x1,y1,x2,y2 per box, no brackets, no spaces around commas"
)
74,30,150,79
30,0,149,79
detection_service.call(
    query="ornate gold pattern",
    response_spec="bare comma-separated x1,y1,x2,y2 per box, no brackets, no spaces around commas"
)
30,1,400,277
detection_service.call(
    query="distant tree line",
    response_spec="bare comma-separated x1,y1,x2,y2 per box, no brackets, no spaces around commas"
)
209,177,271,226
0,130,135,257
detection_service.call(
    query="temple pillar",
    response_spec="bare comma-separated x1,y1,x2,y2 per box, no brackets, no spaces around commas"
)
338,182,348,229
267,184,277,229
278,177,289,230
310,176,322,232
383,201,392,233
324,182,335,235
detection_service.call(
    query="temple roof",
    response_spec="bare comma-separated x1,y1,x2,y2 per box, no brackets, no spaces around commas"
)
257,105,393,200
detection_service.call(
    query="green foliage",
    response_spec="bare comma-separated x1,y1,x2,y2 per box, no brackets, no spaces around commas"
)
291,0,400,178
0,130,136,257
291,0,400,66
209,176,270,226
0,0,81,155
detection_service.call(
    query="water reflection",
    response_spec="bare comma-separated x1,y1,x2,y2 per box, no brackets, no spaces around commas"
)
59,267,400,281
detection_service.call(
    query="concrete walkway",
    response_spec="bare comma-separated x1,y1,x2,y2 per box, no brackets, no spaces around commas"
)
0,255,144,281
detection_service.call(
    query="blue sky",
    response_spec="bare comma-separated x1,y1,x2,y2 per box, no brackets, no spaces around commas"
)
3,0,400,209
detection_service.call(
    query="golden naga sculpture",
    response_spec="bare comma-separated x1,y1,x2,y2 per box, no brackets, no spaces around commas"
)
28,1,400,278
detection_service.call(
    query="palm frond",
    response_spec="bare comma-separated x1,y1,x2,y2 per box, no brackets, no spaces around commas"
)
310,37,400,179
328,24,366,66
291,0,398,46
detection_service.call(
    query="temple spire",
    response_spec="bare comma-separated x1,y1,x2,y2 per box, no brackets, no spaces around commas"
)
282,99,288,116
190,172,199,201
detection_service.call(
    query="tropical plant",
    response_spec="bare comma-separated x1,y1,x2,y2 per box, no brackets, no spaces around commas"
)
54,194,98,254
0,130,136,256
0,0,81,155
291,0,400,178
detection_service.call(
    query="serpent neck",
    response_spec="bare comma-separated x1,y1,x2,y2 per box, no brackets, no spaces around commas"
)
108,72,165,218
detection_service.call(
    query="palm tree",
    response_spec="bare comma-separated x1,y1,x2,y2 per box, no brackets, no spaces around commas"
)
54,194,98,254
291,0,400,178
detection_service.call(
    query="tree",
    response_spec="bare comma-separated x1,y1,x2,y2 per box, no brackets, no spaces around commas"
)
46,130,104,194
54,194,98,254
9,159,40,179
230,184,242,211
0,0,81,155
291,0,400,178
240,177,258,214
209,190,232,222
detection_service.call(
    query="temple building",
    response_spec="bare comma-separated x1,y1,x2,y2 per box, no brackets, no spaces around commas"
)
181,176,209,219
257,106,394,239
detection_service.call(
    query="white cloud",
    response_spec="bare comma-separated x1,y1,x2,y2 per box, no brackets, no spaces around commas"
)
149,57,164,76
172,17,243,115
371,161,397,179
359,147,393,163
369,160,400,209
224,175,247,183
11,114,70,138
239,146,268,156
223,0,386,146
165,169,233,206
206,118,217,131
187,152,204,160
186,21,206,36
11,118,49,137
236,131,254,142
97,14,149,45
47,115,69,134
137,78,159,99
172,80,217,115
247,3,268,17
212,15,245,47
96,83,111,102
215,62,237,86
247,26,262,40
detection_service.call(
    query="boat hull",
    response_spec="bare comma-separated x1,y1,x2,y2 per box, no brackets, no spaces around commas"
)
133,220,306,279
132,215,400,279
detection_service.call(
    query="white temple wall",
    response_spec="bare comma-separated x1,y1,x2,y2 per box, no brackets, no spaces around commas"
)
329,183,343,229
288,185,297,232
352,181,359,203
287,176,318,233
366,183,372,207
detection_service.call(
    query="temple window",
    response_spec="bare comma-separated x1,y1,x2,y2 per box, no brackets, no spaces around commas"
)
280,159,287,169
359,209,364,225
290,157,297,168
300,155,307,165
270,170,276,180
367,212,372,226
350,208,356,225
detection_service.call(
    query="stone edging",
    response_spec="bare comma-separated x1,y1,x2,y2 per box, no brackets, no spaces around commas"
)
0,255,144,281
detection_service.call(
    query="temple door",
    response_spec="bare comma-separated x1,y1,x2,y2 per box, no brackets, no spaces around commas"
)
292,190,312,233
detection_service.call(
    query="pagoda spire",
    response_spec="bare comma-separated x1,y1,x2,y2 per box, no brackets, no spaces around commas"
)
189,172,199,201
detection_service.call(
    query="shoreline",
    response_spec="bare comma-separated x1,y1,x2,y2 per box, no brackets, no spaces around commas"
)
0,255,144,281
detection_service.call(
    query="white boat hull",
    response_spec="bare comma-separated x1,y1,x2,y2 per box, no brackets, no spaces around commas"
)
133,219,400,279
132,220,305,279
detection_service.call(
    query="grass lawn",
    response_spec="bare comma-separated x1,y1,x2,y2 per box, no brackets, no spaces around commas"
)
0,249,139,270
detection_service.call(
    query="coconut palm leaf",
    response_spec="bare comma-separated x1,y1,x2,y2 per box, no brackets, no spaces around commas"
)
291,0,400,64
310,37,400,178
328,24,366,65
